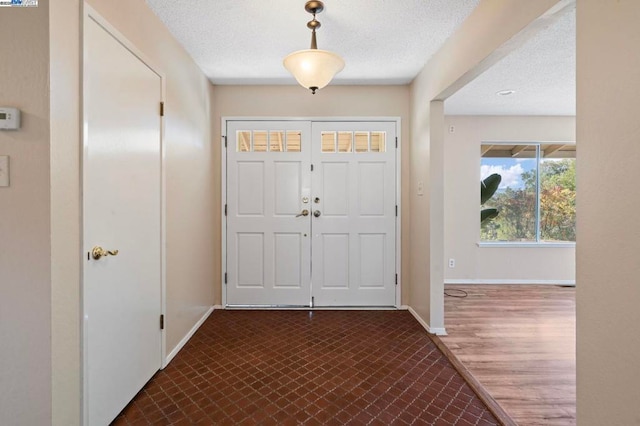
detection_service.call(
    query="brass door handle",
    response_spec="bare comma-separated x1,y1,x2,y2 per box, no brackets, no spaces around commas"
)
296,209,309,217
91,246,119,260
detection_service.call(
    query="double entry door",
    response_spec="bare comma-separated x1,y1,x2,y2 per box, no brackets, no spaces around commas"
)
226,120,397,307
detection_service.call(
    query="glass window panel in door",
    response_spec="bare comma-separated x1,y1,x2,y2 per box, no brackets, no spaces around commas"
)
237,131,251,152
337,132,352,153
370,132,386,152
270,131,284,152
355,132,369,153
286,131,301,152
253,131,267,152
322,132,336,153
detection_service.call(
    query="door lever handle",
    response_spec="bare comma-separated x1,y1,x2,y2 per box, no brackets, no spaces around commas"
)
91,246,119,260
296,209,309,217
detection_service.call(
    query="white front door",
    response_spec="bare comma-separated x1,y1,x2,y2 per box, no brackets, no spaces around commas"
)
226,121,312,306
310,122,397,306
226,120,397,307
84,13,163,425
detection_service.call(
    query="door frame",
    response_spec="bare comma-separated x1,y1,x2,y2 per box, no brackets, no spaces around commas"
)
221,117,402,308
81,5,167,424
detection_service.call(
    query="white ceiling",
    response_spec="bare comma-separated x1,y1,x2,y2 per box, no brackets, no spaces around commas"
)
445,7,576,116
146,0,575,116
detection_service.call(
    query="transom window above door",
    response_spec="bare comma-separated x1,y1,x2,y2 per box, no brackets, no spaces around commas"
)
321,131,386,153
236,130,301,152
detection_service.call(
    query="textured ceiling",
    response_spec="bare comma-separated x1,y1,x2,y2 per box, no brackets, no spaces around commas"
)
445,7,576,115
146,0,480,85
145,0,575,115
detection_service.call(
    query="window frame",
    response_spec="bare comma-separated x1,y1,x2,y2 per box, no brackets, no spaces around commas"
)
479,141,576,247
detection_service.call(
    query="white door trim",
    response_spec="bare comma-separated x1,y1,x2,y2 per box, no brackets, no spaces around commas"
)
221,117,402,308
82,4,167,424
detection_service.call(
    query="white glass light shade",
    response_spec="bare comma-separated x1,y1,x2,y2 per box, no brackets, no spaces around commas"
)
283,49,345,91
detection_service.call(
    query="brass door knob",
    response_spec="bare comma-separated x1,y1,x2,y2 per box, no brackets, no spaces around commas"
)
91,246,119,260
296,209,309,217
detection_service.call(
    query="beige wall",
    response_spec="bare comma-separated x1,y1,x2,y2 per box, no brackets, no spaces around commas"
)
0,3,52,425
211,85,411,305
444,115,576,282
409,0,561,330
576,0,640,423
49,1,217,424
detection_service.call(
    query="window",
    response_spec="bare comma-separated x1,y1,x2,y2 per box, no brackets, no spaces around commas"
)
237,130,302,152
321,131,386,153
480,143,576,243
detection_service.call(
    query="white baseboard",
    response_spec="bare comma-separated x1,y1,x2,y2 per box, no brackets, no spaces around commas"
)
444,279,575,286
165,306,214,366
213,304,224,310
401,305,447,336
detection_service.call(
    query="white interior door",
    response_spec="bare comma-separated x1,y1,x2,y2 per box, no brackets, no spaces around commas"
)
226,121,312,306
311,122,397,306
225,120,397,307
84,14,163,425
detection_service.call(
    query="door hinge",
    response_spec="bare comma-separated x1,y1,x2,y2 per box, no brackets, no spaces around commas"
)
395,205,398,217
160,314,165,330
224,204,227,216
311,164,314,172
395,274,398,286
224,272,228,284
160,102,165,117
395,137,398,148
223,135,227,148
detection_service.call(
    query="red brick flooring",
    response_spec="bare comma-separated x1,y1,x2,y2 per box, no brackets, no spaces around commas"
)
112,310,498,425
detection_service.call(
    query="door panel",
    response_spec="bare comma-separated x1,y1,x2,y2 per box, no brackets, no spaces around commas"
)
236,162,265,215
226,121,312,306
311,122,397,306
321,162,349,216
84,15,162,425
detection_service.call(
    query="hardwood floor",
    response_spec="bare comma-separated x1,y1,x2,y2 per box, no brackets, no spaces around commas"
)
439,285,576,425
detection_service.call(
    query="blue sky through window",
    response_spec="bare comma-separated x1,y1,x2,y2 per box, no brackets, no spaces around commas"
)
480,157,536,191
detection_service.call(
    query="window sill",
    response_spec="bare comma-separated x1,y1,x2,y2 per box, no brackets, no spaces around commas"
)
477,242,575,248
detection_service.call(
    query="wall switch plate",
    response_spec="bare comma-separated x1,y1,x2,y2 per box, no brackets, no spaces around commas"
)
0,156,9,187
417,181,424,196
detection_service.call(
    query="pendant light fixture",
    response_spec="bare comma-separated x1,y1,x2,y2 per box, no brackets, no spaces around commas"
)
283,1,345,94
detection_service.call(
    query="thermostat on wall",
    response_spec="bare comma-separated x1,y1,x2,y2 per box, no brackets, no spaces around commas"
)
0,107,20,130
